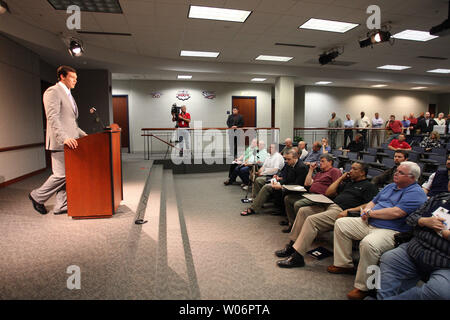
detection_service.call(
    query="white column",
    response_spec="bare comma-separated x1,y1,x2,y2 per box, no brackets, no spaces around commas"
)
275,76,295,141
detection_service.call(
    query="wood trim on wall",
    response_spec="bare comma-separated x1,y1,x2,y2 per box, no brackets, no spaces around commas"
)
0,168,46,189
0,143,45,153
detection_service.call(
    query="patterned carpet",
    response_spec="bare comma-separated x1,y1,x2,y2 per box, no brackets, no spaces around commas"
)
0,154,355,299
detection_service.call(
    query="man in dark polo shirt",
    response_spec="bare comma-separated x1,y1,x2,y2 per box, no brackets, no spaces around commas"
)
372,150,408,188
275,161,378,268
388,134,411,151
283,153,341,231
241,149,307,216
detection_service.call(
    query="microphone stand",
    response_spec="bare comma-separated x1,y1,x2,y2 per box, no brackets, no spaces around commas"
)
89,107,107,130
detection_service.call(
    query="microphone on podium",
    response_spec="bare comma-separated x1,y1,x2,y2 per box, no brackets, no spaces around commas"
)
89,107,107,129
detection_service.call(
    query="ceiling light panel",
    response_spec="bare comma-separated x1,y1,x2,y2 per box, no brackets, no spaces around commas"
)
411,86,427,90
377,65,411,70
178,75,192,79
427,69,450,74
392,30,438,41
180,50,220,58
371,84,388,87
315,81,332,85
299,18,359,33
251,78,266,82
188,5,252,23
47,0,123,13
255,55,293,62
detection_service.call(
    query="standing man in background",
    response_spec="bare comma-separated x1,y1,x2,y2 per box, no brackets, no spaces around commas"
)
328,112,342,150
343,114,354,149
371,112,384,147
356,111,371,148
227,106,244,158
173,105,191,156
29,66,87,215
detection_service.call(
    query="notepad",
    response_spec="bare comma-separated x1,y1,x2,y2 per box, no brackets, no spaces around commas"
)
432,206,450,230
302,193,334,204
282,185,307,192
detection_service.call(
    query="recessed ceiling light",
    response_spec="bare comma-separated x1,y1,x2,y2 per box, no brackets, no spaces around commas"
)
377,65,411,71
371,84,388,88
392,30,438,42
180,50,220,58
299,18,358,33
427,68,450,74
255,55,293,62
178,75,192,79
47,0,123,13
251,78,266,82
315,81,332,85
411,86,427,90
188,5,251,23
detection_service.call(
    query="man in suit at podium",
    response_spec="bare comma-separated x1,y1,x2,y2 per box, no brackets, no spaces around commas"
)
29,65,87,215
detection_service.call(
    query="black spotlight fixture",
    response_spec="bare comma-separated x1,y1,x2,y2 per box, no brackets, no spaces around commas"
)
68,38,84,57
0,0,10,14
430,0,450,36
318,47,343,65
359,27,392,48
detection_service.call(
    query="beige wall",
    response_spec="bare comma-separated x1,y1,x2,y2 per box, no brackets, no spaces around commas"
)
0,34,46,183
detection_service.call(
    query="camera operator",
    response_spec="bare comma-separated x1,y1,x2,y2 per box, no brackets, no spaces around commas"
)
172,105,191,156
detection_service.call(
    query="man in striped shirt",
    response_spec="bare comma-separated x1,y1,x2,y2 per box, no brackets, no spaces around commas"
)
377,181,450,300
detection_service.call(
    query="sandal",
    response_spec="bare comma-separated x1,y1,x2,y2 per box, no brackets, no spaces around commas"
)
240,208,255,216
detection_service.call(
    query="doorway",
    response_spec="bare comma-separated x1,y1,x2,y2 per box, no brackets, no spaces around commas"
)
112,95,130,153
231,96,257,127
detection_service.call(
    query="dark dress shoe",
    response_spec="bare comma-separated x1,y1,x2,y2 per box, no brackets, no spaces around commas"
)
277,251,305,268
279,220,289,226
275,241,295,258
282,225,292,233
28,193,47,214
54,210,68,215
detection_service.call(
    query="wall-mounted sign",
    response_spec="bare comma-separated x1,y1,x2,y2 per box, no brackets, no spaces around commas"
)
202,91,216,99
176,90,191,101
150,92,163,98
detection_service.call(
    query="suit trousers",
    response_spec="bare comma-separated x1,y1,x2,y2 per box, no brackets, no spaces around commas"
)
252,176,267,198
289,203,342,255
370,130,383,147
251,184,281,213
283,193,315,225
30,151,67,212
333,217,398,291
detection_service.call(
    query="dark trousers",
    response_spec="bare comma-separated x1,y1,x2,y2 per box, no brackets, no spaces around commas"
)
344,129,353,148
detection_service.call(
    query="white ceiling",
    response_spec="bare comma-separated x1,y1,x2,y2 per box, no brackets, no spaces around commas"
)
1,0,450,92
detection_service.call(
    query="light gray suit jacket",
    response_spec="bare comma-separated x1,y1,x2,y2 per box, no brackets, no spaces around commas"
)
44,83,87,151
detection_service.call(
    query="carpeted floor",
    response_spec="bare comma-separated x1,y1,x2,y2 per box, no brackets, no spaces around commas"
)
0,154,355,299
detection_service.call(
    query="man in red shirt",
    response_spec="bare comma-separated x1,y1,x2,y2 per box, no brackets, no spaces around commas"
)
386,115,403,143
388,133,412,151
174,105,191,156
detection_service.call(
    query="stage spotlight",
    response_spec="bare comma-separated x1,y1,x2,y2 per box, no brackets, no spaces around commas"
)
359,30,392,48
318,48,342,65
68,39,84,57
0,0,10,14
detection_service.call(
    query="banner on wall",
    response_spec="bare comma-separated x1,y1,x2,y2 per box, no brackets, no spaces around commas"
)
202,91,216,99
150,92,163,98
176,90,191,101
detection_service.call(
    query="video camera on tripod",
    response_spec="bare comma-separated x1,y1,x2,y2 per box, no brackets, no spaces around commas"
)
171,103,181,127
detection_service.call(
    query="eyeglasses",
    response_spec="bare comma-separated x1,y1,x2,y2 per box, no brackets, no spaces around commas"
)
394,169,412,176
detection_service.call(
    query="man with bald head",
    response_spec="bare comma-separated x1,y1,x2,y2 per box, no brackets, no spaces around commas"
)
298,141,308,161
281,138,293,156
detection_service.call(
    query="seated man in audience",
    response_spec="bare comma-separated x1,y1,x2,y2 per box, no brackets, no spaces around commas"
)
276,161,378,268
251,143,285,198
377,181,450,300
328,161,428,300
388,133,411,151
280,138,293,156
422,155,450,197
372,150,408,188
298,141,308,161
303,141,322,166
283,154,341,232
224,138,258,185
240,140,269,190
241,150,307,216
342,133,364,153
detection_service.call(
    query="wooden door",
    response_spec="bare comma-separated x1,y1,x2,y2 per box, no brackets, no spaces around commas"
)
232,96,256,127
112,96,130,152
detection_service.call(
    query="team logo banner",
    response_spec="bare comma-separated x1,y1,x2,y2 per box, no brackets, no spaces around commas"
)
176,90,191,100
202,91,216,99
150,92,163,98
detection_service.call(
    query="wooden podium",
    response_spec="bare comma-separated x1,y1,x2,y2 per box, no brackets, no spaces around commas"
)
64,124,123,219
